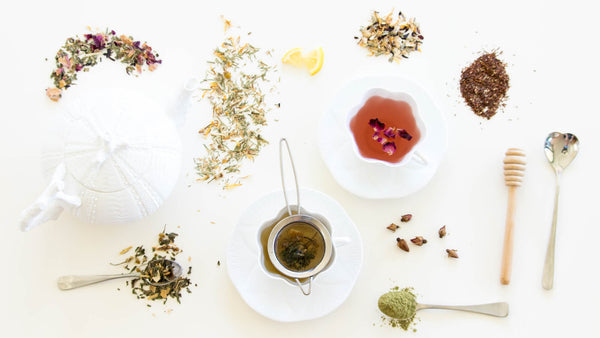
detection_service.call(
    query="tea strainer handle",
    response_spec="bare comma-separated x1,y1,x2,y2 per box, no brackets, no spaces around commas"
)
295,277,313,296
279,138,300,217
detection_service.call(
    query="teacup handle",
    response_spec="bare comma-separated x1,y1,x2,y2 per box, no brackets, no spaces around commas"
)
333,237,352,247
413,151,428,166
295,277,313,296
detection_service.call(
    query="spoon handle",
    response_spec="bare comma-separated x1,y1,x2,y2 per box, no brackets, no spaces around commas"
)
417,302,509,317
542,174,560,290
57,274,139,290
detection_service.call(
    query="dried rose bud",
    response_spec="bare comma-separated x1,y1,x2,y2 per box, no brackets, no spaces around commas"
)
446,249,459,258
410,236,427,246
396,238,409,252
46,87,62,102
439,225,447,238
400,214,412,222
387,223,399,232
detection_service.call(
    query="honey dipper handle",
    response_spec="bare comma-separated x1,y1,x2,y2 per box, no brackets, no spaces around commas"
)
501,186,517,285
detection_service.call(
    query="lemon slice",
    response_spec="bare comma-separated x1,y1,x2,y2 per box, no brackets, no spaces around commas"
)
282,47,324,75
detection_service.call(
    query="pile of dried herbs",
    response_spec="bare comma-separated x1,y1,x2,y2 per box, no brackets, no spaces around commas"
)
46,29,161,102
195,20,277,189
460,51,509,119
356,10,424,63
114,229,192,305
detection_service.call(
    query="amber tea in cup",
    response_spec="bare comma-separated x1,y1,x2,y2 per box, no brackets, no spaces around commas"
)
348,88,427,166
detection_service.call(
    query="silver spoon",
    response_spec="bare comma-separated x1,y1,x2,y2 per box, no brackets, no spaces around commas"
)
57,259,183,290
379,297,509,320
542,132,579,290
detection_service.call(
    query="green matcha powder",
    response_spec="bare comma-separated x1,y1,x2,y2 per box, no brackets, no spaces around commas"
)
378,287,418,331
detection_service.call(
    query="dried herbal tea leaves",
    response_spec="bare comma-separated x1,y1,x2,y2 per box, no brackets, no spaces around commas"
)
195,21,277,189
460,51,509,119
114,228,192,305
46,29,161,102
356,10,423,63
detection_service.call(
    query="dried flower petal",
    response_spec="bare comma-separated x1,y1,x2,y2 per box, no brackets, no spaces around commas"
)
397,129,412,141
45,87,62,102
382,142,396,155
387,223,399,232
383,127,396,138
446,249,459,258
438,225,446,238
369,118,385,131
410,236,427,246
396,238,409,252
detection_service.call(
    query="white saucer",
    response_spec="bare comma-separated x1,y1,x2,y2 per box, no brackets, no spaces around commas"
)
318,76,447,199
226,188,363,322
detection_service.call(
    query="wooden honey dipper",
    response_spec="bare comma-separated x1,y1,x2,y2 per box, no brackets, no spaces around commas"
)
500,148,526,285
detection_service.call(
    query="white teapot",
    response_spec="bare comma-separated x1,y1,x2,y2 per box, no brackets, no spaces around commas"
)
20,83,196,231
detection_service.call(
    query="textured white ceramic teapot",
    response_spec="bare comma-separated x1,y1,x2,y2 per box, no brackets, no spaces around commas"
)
20,83,196,231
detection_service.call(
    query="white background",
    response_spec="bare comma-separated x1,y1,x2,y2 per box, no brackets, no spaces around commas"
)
1,0,599,337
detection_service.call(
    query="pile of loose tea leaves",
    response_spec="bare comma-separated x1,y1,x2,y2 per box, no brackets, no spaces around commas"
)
46,28,161,102
356,10,424,63
195,21,277,189
460,51,509,119
114,229,192,305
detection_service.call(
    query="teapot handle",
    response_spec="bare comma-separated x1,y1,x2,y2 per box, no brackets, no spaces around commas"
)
20,163,81,232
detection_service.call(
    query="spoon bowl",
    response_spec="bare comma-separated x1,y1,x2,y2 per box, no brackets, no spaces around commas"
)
542,132,579,290
544,132,579,173
57,259,183,290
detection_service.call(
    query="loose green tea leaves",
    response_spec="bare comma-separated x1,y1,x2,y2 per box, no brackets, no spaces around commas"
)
115,229,192,305
46,28,161,102
278,230,318,271
356,10,423,63
195,20,277,189
460,51,509,119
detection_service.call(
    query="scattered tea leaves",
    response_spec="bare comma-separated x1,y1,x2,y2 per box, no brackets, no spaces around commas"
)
356,10,423,63
195,19,278,188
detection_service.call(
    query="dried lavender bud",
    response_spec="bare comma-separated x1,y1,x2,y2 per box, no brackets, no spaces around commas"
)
446,249,459,258
438,225,447,238
400,214,412,222
397,238,410,252
387,223,399,232
410,236,427,246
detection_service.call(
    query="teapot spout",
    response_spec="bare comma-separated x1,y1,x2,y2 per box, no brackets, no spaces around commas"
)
170,77,200,129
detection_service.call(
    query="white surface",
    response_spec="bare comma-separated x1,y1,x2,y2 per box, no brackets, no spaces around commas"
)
226,188,363,322
319,76,447,198
1,0,599,337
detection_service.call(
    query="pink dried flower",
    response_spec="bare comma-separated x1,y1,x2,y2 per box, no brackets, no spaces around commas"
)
397,129,412,141
382,142,396,155
383,127,396,138
369,118,385,131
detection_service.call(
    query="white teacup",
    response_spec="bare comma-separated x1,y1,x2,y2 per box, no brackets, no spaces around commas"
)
346,88,428,167
257,205,350,295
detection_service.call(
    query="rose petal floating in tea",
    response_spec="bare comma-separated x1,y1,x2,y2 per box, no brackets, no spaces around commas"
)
369,118,385,131
397,129,412,141
383,142,397,155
